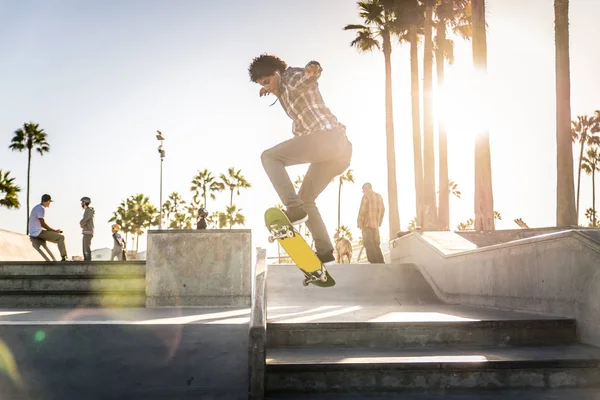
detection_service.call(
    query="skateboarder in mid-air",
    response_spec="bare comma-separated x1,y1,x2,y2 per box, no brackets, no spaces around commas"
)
248,53,352,266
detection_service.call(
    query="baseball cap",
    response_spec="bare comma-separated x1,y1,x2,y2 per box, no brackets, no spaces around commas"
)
41,194,53,203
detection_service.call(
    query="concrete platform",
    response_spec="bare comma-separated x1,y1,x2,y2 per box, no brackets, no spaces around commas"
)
0,307,251,400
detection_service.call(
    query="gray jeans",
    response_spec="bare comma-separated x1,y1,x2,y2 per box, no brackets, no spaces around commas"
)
82,234,93,261
261,129,352,255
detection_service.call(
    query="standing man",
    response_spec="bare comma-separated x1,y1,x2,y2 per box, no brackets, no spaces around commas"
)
29,194,69,261
248,53,352,265
79,196,95,261
357,183,385,263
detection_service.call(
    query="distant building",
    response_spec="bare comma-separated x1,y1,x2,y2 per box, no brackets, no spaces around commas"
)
92,248,111,261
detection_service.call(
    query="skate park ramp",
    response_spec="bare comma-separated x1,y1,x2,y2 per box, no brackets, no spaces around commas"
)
390,229,600,347
267,263,441,307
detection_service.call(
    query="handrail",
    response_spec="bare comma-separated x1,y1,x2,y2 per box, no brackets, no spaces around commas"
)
248,247,267,400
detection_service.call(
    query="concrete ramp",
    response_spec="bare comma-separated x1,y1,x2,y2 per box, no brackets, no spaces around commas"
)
390,229,600,347
0,229,58,261
267,263,442,307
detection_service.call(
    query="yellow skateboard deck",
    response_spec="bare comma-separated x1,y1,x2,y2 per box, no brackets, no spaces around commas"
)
264,207,335,287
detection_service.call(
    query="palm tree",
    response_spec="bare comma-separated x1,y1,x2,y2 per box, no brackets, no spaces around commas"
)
0,170,21,209
387,0,424,229
334,225,354,242
344,0,401,239
422,0,438,230
109,200,133,247
581,147,600,226
456,218,474,231
571,115,599,221
435,0,471,231
449,180,461,199
9,122,50,234
161,192,185,228
554,0,577,226
337,169,355,229
127,194,159,254
190,169,225,210
585,208,599,228
218,205,245,229
220,167,251,207
294,175,304,191
471,0,495,231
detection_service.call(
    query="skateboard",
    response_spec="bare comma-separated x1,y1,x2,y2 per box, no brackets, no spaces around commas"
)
264,207,335,287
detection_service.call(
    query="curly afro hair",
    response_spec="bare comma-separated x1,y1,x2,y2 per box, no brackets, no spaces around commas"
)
248,54,288,83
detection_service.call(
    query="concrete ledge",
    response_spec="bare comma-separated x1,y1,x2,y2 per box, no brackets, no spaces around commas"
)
248,248,267,400
390,230,600,347
146,229,251,307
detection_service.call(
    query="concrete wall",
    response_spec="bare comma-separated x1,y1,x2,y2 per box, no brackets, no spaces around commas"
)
146,229,252,307
390,230,600,346
0,229,58,261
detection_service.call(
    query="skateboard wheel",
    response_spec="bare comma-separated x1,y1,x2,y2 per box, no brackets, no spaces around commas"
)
268,236,275,243
302,279,309,287
320,274,328,282
286,230,294,238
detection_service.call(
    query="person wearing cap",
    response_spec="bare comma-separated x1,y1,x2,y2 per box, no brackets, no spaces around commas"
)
28,194,69,261
79,196,95,261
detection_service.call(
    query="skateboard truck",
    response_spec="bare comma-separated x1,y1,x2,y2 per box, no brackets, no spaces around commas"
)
302,266,329,286
267,225,295,243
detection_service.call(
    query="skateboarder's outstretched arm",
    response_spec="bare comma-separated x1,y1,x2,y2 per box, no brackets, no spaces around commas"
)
285,61,322,92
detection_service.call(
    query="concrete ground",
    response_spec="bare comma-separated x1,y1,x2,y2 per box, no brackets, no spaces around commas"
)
269,389,600,399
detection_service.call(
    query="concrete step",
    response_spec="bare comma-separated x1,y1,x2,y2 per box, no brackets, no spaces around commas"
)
267,320,577,348
266,344,600,393
267,388,600,399
0,276,145,292
0,261,145,276
0,292,146,307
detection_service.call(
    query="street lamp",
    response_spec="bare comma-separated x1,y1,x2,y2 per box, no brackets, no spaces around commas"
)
156,130,166,230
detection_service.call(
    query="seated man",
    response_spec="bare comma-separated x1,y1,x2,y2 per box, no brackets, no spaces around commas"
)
29,194,69,261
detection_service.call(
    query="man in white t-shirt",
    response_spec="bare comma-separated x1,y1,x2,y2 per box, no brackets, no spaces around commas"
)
29,194,69,261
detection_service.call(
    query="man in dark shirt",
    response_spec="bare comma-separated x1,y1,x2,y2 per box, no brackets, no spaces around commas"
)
248,54,352,266
197,207,208,230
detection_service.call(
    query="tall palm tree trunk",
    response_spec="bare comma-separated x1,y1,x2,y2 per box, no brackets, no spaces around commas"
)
436,21,449,231
230,190,233,207
26,148,32,234
382,32,401,238
423,0,438,230
410,25,424,228
593,168,596,226
472,0,495,231
576,141,585,221
554,0,577,226
338,180,342,230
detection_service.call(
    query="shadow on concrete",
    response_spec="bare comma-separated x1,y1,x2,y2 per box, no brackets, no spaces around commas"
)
29,237,56,261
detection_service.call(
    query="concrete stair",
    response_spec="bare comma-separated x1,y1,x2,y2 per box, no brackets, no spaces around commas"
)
0,261,146,307
265,318,600,395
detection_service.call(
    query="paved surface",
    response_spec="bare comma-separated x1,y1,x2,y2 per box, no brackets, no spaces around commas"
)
269,389,600,399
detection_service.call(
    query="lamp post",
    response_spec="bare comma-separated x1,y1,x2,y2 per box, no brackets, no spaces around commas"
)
156,130,166,230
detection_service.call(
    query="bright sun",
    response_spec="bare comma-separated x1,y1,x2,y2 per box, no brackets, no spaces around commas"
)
435,68,491,140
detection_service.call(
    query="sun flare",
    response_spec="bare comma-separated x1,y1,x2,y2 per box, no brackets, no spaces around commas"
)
435,68,491,140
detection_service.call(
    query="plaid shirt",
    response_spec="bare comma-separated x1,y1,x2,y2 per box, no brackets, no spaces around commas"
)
357,190,385,230
278,61,345,136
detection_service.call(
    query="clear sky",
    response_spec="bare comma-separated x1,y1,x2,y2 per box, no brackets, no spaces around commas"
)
1,0,599,258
